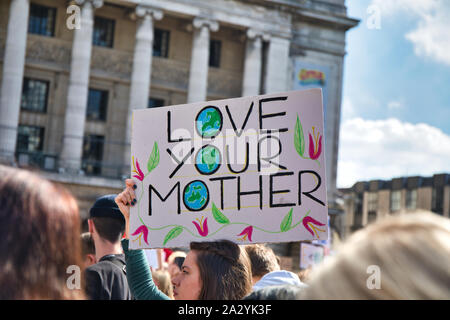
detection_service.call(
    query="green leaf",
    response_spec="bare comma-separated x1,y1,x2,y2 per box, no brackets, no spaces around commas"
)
147,142,160,173
212,202,230,224
280,208,293,232
163,226,183,245
294,114,305,157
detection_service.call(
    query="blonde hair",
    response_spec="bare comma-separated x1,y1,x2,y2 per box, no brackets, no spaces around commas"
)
152,270,174,299
300,211,450,300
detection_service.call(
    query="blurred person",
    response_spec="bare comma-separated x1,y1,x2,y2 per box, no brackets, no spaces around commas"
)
152,269,174,299
0,165,85,299
299,211,450,300
81,232,96,268
167,251,187,279
297,266,312,283
85,194,132,300
115,179,252,300
245,244,304,292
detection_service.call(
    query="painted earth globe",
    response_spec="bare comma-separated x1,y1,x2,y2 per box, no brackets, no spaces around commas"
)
196,107,222,138
195,145,221,175
184,180,209,211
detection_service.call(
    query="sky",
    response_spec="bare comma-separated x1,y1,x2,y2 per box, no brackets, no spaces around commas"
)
337,0,450,188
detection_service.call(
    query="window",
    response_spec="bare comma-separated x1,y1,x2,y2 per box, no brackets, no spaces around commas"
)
16,125,44,152
93,16,115,48
390,190,401,212
209,40,222,68
148,97,165,108
28,3,56,37
21,78,49,113
87,89,108,121
209,39,221,68
406,189,417,210
82,135,104,175
353,193,363,228
153,28,170,58
367,192,378,214
432,187,444,215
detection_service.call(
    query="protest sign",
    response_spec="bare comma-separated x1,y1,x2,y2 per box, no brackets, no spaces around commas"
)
300,243,325,269
129,88,328,249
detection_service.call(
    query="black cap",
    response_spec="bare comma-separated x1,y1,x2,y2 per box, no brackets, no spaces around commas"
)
89,194,124,223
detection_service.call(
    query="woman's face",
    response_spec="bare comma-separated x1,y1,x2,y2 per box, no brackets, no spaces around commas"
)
171,250,202,300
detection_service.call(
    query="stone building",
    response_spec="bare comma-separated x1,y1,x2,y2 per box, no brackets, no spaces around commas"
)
0,0,358,268
339,174,450,239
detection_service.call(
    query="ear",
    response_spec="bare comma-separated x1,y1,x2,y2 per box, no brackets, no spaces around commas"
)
88,219,95,234
88,254,96,265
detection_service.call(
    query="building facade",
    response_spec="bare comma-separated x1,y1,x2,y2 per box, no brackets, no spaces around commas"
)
0,0,358,268
340,174,450,239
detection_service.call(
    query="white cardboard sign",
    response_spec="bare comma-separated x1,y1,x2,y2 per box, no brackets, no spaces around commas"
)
129,89,328,249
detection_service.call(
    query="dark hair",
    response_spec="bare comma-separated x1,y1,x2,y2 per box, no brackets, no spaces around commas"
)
0,165,84,299
245,244,280,278
91,216,125,244
81,232,95,256
173,256,185,270
190,240,252,300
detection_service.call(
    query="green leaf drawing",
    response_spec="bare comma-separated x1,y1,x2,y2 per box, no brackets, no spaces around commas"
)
147,142,160,173
294,114,305,157
280,208,293,232
163,226,183,245
212,202,230,225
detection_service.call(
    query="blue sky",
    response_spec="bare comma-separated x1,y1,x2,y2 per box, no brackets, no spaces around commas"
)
337,0,450,187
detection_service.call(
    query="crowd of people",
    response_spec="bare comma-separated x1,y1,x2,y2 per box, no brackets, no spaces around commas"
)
1,165,449,300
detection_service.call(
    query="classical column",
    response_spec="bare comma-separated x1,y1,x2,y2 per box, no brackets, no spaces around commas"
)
59,0,103,173
123,5,163,173
264,36,290,94
187,18,219,103
242,29,269,97
0,0,30,164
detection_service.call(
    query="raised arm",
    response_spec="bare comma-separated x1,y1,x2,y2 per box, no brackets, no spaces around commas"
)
115,181,170,300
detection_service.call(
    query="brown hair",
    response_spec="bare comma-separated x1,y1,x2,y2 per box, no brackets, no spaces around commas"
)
245,244,280,278
190,240,252,300
81,232,95,256
91,216,125,244
0,165,85,299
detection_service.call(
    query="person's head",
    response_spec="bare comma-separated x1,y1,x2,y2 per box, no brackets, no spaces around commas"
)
300,212,450,300
80,232,96,268
88,194,125,245
167,251,186,279
152,269,174,299
244,284,307,300
0,165,84,299
171,240,252,300
245,244,280,284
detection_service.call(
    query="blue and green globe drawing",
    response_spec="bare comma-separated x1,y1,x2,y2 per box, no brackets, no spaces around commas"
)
196,106,223,138
183,180,209,211
195,145,221,175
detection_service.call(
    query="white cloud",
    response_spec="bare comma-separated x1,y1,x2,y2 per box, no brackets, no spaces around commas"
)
370,0,450,66
337,117,450,188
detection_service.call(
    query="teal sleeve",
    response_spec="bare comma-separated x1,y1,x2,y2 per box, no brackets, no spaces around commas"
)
121,239,170,300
